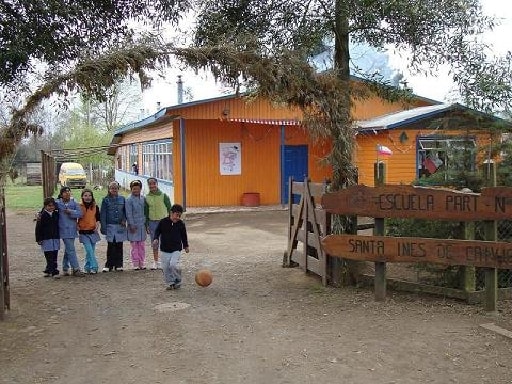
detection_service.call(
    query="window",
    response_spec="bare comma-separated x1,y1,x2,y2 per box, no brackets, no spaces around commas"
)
117,146,128,171
142,140,173,182
418,137,476,179
130,144,138,167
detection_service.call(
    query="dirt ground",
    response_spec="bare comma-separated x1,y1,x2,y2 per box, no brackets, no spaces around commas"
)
1,208,512,384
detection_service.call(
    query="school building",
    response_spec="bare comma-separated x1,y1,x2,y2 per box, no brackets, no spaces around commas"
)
107,83,501,208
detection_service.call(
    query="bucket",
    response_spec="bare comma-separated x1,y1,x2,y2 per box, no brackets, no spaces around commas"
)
241,192,260,207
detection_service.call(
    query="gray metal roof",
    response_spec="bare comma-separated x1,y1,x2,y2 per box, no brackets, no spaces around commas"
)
355,103,456,132
113,94,238,135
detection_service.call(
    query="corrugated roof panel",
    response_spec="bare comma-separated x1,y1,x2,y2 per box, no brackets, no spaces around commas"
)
355,104,454,132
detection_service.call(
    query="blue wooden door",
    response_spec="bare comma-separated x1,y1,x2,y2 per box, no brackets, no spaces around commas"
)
282,145,308,204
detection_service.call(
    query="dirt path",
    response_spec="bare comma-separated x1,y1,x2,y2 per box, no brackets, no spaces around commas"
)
1,209,512,383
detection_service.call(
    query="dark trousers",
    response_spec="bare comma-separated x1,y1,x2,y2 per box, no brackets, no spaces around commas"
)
106,241,123,269
44,250,59,275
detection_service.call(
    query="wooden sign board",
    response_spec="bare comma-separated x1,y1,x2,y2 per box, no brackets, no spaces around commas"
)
321,185,512,220
322,234,512,269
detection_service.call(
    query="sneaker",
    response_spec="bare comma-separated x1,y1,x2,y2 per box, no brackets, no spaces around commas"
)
174,283,181,289
150,262,157,270
72,269,85,277
102,267,110,273
90,270,98,275
52,274,61,279
157,261,162,270
115,267,123,272
133,267,140,271
63,270,71,276
165,284,175,291
43,273,51,277
140,266,147,270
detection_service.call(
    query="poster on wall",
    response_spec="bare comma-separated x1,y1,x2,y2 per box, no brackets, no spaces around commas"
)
219,143,241,175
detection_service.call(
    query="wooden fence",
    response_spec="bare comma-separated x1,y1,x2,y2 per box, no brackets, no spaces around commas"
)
41,151,58,199
321,162,510,311
285,163,512,312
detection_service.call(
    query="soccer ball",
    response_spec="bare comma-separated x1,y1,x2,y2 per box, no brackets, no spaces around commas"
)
195,269,213,287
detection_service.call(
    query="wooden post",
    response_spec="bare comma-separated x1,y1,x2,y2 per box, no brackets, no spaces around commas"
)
285,176,293,266
373,161,386,301
323,208,332,286
41,150,47,198
482,161,497,312
328,223,343,286
302,177,309,272
283,177,301,268
49,154,57,195
0,184,7,320
460,222,476,295
0,205,4,321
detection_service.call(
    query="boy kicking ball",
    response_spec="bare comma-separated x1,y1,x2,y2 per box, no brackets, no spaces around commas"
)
152,204,189,290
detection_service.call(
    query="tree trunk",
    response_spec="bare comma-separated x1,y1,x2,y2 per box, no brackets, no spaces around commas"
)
330,0,363,286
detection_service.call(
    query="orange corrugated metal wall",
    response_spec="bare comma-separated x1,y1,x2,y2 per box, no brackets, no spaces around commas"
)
172,120,334,206
174,120,281,206
351,93,433,121
169,97,303,121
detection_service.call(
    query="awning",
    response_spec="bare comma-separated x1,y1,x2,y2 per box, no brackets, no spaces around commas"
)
227,118,301,125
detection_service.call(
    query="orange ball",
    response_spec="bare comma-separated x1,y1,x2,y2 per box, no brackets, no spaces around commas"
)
195,269,213,287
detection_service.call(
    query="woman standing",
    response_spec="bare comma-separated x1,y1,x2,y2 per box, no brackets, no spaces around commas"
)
77,189,101,274
125,180,147,270
55,186,84,276
100,181,127,272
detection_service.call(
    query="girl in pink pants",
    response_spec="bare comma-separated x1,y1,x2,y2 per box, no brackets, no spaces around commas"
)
125,180,147,269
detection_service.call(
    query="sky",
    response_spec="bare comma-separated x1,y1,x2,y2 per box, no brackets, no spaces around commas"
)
387,0,512,103
140,0,512,113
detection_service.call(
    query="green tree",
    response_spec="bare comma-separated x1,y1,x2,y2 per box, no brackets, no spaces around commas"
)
54,78,144,165
191,0,494,189
0,0,189,86
456,52,512,114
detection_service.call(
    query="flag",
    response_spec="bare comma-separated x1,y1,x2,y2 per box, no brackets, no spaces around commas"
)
377,144,393,156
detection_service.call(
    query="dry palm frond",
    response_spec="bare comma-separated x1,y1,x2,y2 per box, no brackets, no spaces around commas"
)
2,42,396,187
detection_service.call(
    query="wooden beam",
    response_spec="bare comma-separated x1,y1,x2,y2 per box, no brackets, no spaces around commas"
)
322,185,512,221
322,234,512,269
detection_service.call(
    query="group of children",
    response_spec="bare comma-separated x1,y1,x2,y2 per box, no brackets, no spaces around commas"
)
35,177,189,290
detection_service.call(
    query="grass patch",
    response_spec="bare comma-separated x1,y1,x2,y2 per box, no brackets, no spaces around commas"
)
4,184,49,211
4,183,130,211
308,284,327,294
